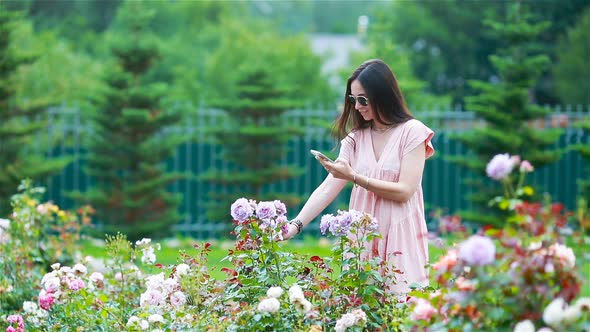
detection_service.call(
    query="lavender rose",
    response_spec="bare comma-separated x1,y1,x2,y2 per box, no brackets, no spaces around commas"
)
486,153,515,181
458,235,496,266
230,198,254,223
273,200,287,216
256,201,277,220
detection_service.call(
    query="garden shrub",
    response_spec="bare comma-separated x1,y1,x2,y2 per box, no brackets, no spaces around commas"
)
0,179,92,314
1,197,411,331
1,155,589,331
407,154,590,331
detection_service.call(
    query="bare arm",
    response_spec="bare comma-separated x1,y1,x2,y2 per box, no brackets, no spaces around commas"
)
324,143,426,202
283,173,348,240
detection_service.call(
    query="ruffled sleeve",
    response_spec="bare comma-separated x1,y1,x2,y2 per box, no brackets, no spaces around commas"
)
402,119,435,159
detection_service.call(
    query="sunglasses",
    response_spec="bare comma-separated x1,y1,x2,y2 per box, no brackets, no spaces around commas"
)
347,95,369,107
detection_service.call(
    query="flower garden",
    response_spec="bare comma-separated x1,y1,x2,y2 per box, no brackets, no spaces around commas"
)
1,155,589,332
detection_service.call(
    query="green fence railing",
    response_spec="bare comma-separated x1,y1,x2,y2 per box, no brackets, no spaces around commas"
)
41,105,589,239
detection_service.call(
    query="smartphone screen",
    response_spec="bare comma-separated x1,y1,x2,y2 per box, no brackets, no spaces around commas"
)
310,149,334,163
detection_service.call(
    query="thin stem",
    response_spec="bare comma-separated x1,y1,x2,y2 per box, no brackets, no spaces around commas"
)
95,298,127,328
516,172,526,193
339,239,344,275
503,177,515,198
271,241,283,283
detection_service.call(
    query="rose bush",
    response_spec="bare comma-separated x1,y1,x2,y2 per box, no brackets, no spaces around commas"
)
0,180,92,315
1,198,409,331
407,154,590,332
1,159,588,331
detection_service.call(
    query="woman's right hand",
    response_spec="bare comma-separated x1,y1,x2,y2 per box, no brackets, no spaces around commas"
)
280,223,299,241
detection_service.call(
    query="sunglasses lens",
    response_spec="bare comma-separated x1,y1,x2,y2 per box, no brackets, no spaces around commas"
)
348,95,369,106
358,96,368,106
347,95,356,105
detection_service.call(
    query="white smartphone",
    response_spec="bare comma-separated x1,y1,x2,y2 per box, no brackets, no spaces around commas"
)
310,149,334,163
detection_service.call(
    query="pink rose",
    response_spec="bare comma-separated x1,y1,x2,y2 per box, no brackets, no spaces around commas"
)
39,291,55,311
68,279,85,291
432,249,458,272
411,298,436,320
519,160,534,173
7,314,24,326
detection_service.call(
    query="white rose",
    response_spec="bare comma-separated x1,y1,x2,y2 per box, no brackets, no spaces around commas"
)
140,289,164,307
543,298,566,328
163,278,178,294
136,238,151,246
257,297,280,313
266,286,284,298
126,316,140,327
44,276,61,293
89,272,104,283
72,263,87,275
141,247,156,264
22,301,38,313
513,320,535,332
292,297,312,313
170,291,187,307
337,313,357,328
59,266,72,274
139,319,149,330
574,297,590,312
175,263,190,276
549,243,575,268
145,273,165,290
288,284,305,302
0,218,9,230
562,305,581,323
351,308,367,322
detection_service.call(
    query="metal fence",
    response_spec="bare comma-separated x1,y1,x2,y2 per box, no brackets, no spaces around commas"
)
40,104,589,239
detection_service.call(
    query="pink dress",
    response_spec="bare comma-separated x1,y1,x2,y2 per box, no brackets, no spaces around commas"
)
338,119,435,294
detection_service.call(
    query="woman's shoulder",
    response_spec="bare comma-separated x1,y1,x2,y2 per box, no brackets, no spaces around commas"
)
341,127,368,146
403,118,433,132
348,127,371,138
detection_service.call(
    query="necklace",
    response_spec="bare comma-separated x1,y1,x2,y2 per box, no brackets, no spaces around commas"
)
371,125,394,135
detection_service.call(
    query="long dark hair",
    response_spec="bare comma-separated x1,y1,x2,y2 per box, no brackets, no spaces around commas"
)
334,59,413,141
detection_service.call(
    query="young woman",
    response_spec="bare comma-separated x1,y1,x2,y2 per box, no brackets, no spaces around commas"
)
283,59,435,294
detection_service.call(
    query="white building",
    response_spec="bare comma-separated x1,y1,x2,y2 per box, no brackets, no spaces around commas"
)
309,33,364,88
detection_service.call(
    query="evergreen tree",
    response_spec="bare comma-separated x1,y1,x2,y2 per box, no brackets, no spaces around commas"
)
200,21,329,228
0,6,70,216
553,7,590,104
573,119,590,205
200,65,306,225
71,2,187,240
448,3,564,227
383,0,590,105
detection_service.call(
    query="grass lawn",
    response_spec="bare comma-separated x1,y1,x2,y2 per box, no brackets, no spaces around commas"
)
80,235,590,297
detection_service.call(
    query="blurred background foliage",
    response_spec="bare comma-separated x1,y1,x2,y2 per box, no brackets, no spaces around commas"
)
1,0,589,234
3,0,589,109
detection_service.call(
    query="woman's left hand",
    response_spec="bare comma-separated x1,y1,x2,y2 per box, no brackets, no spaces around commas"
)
318,158,353,181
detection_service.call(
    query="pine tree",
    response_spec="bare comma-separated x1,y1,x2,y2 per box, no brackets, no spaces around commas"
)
200,65,305,225
71,2,187,240
447,3,564,227
0,6,70,216
552,7,590,105
198,21,328,230
573,120,590,204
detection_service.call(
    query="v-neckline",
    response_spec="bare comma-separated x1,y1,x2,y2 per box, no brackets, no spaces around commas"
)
369,126,395,166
